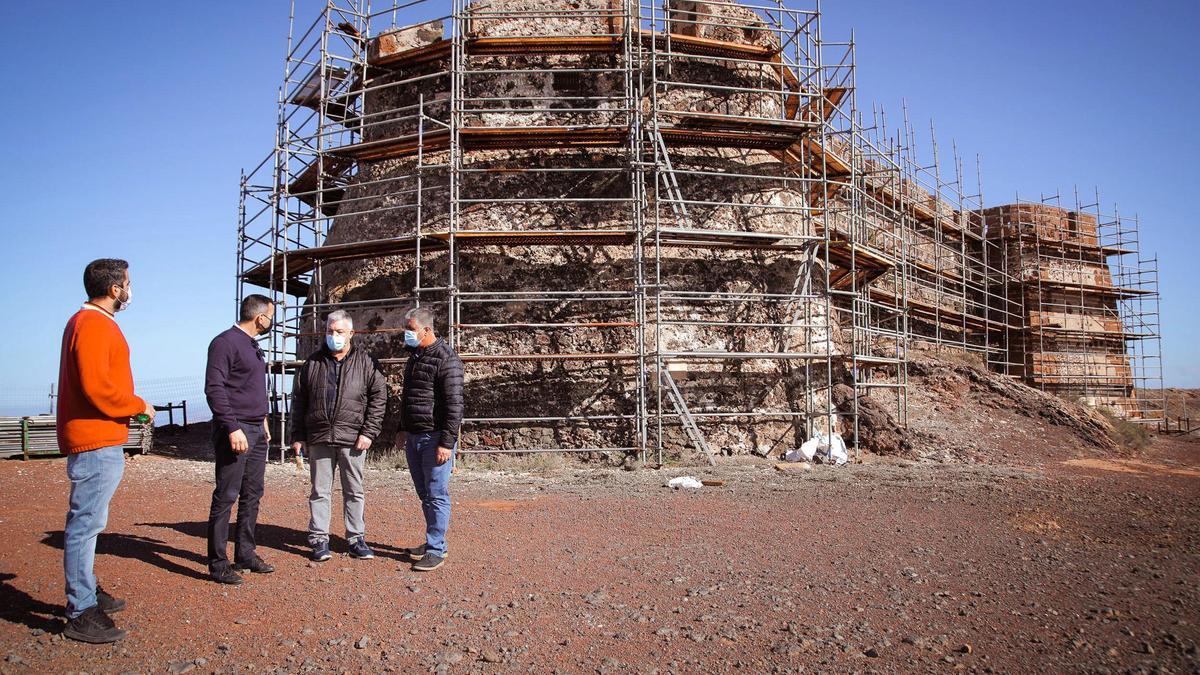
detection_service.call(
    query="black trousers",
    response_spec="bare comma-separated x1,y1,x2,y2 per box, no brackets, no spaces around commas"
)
206,421,267,571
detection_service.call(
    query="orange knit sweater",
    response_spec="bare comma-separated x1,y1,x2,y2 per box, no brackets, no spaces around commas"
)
56,304,146,454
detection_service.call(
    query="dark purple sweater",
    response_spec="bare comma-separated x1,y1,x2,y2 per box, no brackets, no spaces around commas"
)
205,326,268,435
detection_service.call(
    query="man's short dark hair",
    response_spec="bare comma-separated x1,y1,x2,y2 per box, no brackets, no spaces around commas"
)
83,258,128,299
240,294,273,322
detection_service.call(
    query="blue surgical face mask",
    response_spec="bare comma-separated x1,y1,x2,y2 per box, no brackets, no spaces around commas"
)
404,329,420,348
325,334,346,352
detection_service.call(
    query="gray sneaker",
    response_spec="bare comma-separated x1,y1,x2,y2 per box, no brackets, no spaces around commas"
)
403,544,449,562
412,552,446,572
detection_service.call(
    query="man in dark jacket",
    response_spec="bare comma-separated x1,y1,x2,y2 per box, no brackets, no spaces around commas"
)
290,310,387,562
205,294,274,585
398,306,464,572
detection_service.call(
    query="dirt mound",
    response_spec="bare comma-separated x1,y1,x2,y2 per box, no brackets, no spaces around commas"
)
831,383,909,456
832,347,1120,463
896,348,1119,462
1160,388,1200,419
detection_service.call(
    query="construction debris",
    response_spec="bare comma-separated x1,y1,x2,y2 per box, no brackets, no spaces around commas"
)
785,432,848,465
0,416,152,459
667,476,703,489
773,461,811,473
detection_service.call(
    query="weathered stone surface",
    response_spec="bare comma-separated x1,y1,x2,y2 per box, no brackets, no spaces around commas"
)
303,2,853,457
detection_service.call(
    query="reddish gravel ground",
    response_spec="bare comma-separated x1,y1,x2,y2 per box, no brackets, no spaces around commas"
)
0,434,1197,673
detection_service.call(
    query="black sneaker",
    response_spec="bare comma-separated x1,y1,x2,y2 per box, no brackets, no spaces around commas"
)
412,552,446,572
63,606,126,644
210,567,244,585
348,537,375,560
233,556,275,574
95,584,125,614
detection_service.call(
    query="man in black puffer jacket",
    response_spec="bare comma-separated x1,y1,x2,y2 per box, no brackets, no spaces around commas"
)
398,306,464,572
290,310,387,562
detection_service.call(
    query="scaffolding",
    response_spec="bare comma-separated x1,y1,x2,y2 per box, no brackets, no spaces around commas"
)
236,0,1162,463
234,0,910,462
979,191,1164,421
881,111,1022,372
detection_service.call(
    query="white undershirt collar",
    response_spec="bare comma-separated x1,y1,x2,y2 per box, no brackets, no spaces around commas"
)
81,302,116,322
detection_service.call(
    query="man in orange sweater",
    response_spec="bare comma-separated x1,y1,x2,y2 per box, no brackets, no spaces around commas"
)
56,258,156,644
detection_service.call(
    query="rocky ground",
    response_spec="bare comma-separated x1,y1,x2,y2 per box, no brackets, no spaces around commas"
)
0,427,1197,673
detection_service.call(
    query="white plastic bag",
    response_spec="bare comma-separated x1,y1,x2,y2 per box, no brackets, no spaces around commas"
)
785,433,848,466
667,476,703,489
785,436,821,462
827,432,848,466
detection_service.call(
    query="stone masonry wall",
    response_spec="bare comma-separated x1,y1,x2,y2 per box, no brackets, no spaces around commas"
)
305,0,852,457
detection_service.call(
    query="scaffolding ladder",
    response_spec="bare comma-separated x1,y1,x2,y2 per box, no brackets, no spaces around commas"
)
651,124,688,221
658,367,715,465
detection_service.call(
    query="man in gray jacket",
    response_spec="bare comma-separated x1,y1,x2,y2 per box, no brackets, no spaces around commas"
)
290,310,387,562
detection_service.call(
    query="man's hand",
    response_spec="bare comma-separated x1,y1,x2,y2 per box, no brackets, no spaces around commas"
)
229,429,249,454
354,435,373,452
292,440,306,455
263,419,272,444
436,446,452,465
142,402,157,422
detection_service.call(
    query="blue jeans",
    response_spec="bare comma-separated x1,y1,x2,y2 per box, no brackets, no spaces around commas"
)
64,445,125,618
405,432,453,558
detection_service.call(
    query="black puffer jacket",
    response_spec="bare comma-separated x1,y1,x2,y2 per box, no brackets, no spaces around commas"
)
290,346,387,447
400,338,464,448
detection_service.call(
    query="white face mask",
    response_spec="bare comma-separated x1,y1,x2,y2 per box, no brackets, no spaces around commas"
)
113,285,132,312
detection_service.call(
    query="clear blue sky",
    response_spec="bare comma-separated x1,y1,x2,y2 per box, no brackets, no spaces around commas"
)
1,1,1197,414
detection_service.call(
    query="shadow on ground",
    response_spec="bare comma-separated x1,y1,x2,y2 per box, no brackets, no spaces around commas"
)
0,572,62,633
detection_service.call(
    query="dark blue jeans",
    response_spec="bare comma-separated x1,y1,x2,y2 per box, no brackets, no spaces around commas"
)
404,431,453,558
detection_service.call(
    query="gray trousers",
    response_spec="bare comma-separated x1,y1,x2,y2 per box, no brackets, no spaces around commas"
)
307,444,366,545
